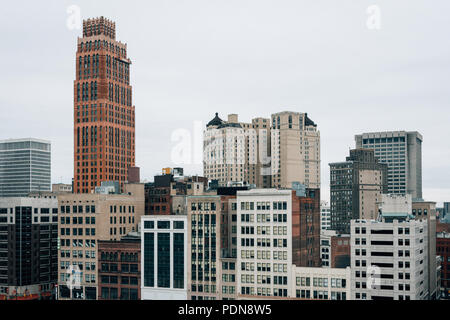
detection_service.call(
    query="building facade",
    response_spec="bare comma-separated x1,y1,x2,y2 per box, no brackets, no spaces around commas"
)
0,139,51,197
141,216,188,300
355,131,422,199
329,148,388,234
292,266,351,300
187,195,222,300
57,183,144,300
0,196,58,300
73,17,135,194
98,233,140,300
350,217,429,300
236,188,320,299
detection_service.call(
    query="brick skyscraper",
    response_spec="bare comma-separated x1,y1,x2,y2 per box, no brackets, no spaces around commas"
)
74,17,135,193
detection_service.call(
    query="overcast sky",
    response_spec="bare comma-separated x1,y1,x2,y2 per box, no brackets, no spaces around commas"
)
1,0,449,205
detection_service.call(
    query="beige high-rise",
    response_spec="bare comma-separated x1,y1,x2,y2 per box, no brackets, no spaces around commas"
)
271,111,320,189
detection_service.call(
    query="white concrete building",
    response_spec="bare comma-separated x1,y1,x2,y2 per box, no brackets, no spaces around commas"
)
141,215,188,300
236,189,293,298
350,216,429,300
292,266,351,300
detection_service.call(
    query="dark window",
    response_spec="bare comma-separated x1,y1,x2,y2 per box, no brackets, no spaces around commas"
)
144,232,154,287
157,221,170,229
158,233,170,288
173,233,184,289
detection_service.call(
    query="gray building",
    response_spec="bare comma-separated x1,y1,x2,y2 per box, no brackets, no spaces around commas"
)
329,149,388,234
355,131,422,200
442,202,450,221
0,139,51,197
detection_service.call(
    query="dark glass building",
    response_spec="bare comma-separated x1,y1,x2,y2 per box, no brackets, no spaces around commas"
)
0,196,58,300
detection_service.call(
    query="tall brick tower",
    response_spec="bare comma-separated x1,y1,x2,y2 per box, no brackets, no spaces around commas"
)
74,17,135,194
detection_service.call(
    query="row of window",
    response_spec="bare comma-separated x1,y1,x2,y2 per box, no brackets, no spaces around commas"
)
60,228,96,236
240,201,288,211
60,205,96,214
59,238,96,248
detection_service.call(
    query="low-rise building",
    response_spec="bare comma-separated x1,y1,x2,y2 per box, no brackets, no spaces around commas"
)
98,233,141,300
52,184,73,194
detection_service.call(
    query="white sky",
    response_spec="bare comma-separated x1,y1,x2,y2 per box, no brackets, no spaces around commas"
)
0,0,449,205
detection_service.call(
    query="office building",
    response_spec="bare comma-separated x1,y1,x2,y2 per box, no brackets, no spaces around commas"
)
57,183,144,300
355,131,422,199
0,138,51,197
73,17,135,194
187,195,222,300
141,215,188,300
236,188,320,299
329,149,388,234
98,232,141,300
0,196,58,300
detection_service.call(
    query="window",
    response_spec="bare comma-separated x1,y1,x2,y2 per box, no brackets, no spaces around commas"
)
157,221,170,229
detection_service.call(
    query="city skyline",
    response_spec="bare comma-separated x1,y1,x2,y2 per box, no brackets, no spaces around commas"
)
1,1,449,205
